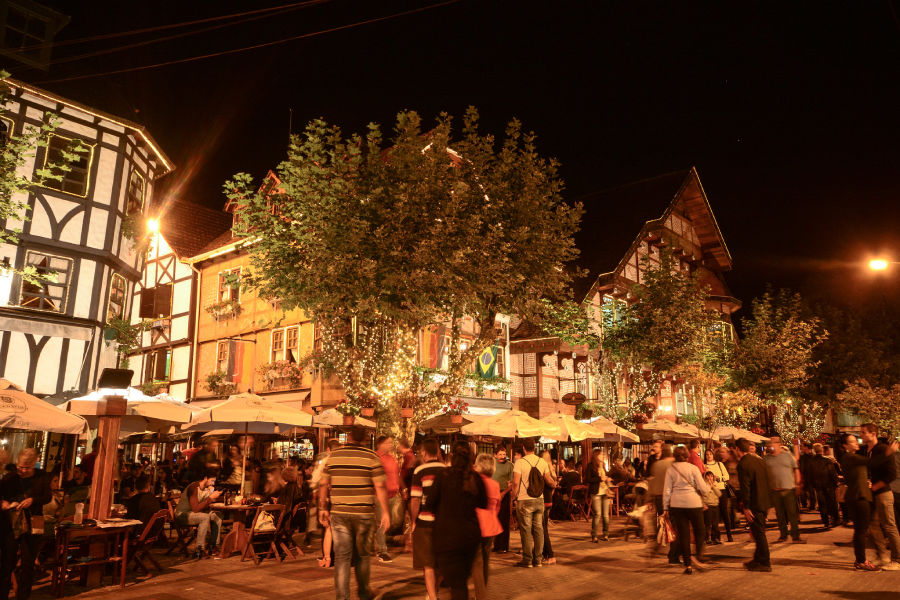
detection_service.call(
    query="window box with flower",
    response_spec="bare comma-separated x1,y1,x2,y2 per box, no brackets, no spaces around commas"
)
256,360,304,390
205,298,242,320
442,397,469,423
335,399,361,425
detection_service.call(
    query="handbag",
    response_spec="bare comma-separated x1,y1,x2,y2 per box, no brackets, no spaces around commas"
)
656,516,669,546
724,483,738,501
664,514,677,543
30,515,45,535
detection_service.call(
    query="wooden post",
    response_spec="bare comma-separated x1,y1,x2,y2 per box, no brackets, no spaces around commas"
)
86,395,125,587
581,439,591,476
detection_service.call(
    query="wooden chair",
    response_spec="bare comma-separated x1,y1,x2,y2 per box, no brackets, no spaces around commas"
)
241,504,285,565
165,500,197,556
566,485,591,522
277,502,305,560
128,510,169,575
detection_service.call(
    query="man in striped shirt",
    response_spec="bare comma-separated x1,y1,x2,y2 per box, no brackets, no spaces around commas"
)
409,438,445,600
319,426,390,600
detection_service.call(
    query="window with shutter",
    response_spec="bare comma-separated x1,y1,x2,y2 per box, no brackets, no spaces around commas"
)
107,274,127,322
154,283,172,318
285,327,299,362
139,287,156,319
217,341,229,373
271,329,284,362
153,349,171,381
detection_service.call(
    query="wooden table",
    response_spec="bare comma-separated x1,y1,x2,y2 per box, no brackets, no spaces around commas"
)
51,521,140,597
212,504,257,558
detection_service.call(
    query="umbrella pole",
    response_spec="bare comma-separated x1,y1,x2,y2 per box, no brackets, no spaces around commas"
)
241,422,248,498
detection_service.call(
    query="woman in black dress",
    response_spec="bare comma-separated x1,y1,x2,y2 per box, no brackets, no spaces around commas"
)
425,440,487,600
834,432,898,571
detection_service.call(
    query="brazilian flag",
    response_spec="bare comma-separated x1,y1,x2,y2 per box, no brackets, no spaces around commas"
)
476,346,498,378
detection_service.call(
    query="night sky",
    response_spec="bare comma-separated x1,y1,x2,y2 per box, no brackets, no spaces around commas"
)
8,0,900,312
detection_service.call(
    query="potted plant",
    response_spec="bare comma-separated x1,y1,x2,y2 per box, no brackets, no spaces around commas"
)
358,394,376,417
335,399,361,425
442,397,469,424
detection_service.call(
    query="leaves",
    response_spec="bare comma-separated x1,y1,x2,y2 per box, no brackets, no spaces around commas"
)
836,380,900,436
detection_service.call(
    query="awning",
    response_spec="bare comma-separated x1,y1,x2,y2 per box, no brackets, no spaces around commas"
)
0,317,92,341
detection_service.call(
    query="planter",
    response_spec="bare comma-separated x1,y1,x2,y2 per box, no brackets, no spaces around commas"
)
635,422,644,430
361,408,375,417
342,415,355,426
401,408,413,419
580,409,593,420
450,414,463,424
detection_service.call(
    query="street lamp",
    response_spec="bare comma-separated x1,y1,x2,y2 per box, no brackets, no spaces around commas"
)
869,259,899,271
147,218,159,233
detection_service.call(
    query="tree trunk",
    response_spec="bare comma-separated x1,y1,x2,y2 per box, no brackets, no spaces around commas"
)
376,398,416,446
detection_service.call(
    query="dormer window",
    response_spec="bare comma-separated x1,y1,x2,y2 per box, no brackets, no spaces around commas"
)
126,170,144,216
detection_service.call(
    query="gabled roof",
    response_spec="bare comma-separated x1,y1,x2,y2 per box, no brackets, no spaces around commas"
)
571,167,731,301
151,200,233,259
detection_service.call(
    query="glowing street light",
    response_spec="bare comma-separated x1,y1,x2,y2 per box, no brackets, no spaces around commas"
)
869,259,899,271
147,218,159,233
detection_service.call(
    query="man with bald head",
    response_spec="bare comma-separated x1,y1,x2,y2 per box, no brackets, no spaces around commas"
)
0,449,52,599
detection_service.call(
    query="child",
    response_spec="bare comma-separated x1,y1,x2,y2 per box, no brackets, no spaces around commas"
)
702,471,722,545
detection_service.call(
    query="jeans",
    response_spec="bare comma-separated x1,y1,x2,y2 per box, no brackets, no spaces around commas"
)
847,499,872,564
437,544,478,600
374,494,404,554
704,505,720,541
471,536,494,600
541,505,553,558
814,487,840,528
894,492,900,534
771,489,800,540
669,507,705,567
717,497,732,539
331,513,374,600
178,511,223,548
747,509,770,566
516,498,544,565
493,492,511,552
871,492,900,562
0,532,40,600
590,493,610,539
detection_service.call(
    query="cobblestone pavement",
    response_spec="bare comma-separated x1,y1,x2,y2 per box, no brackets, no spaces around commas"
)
35,510,900,600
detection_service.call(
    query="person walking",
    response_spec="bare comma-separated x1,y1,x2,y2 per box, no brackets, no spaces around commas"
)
510,438,557,567
491,446,514,554
663,446,710,574
763,436,805,544
722,446,743,531
318,426,390,600
472,453,502,600
409,438,445,600
707,448,734,542
586,448,613,543
425,441,487,600
836,432,900,571
798,442,817,513
539,450,557,565
0,449,52,600
859,423,900,569
735,438,772,571
807,443,840,529
374,435,402,563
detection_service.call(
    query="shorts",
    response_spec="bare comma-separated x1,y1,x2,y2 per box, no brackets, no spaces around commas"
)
412,525,435,569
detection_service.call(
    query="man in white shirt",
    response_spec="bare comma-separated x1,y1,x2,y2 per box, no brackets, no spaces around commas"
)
510,438,557,568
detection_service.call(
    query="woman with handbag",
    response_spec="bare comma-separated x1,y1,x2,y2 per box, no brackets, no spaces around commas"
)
0,448,52,600
707,449,734,542
586,449,612,542
663,446,711,574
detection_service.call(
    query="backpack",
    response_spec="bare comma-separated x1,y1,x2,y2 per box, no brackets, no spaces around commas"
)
525,456,545,498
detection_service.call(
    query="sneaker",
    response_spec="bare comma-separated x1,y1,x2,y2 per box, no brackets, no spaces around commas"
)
377,553,393,563
683,567,693,575
746,561,773,572
515,561,533,568
192,547,204,559
533,562,542,568
881,562,900,571
669,559,683,566
791,538,807,544
773,537,788,543
855,561,881,572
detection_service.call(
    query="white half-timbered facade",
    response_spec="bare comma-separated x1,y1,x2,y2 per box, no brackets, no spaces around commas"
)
127,200,231,401
0,79,174,396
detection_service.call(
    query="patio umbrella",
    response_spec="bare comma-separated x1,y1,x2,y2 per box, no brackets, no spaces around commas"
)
714,426,770,443
460,410,561,439
541,411,618,442
637,420,698,441
419,413,488,435
0,378,88,435
313,409,377,429
678,422,720,441
183,392,314,495
583,416,640,442
64,387,199,437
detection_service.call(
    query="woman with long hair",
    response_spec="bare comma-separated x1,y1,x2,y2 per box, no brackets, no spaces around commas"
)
586,449,612,542
540,450,558,564
834,433,899,571
663,446,711,574
472,453,502,600
425,441,487,600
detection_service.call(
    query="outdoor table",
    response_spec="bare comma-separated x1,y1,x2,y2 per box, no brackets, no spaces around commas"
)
212,504,257,557
51,519,142,597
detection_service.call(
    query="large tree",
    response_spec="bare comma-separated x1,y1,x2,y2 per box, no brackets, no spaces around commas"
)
227,108,583,436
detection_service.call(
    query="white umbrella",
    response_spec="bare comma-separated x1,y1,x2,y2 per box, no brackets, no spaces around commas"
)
0,378,87,435
183,392,314,495
460,410,561,439
637,420,698,440
541,411,617,442
64,387,199,437
584,416,641,442
679,422,720,441
714,426,770,443
313,409,377,429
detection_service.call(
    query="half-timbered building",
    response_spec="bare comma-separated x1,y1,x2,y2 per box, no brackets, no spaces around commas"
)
509,167,740,419
127,200,231,401
0,78,173,395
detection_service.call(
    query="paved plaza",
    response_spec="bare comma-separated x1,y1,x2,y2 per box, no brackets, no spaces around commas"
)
29,510,900,600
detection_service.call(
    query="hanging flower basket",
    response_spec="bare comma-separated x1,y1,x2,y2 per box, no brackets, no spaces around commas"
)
343,415,355,426
635,422,644,430
450,414,463,424
361,407,375,417
401,407,413,419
